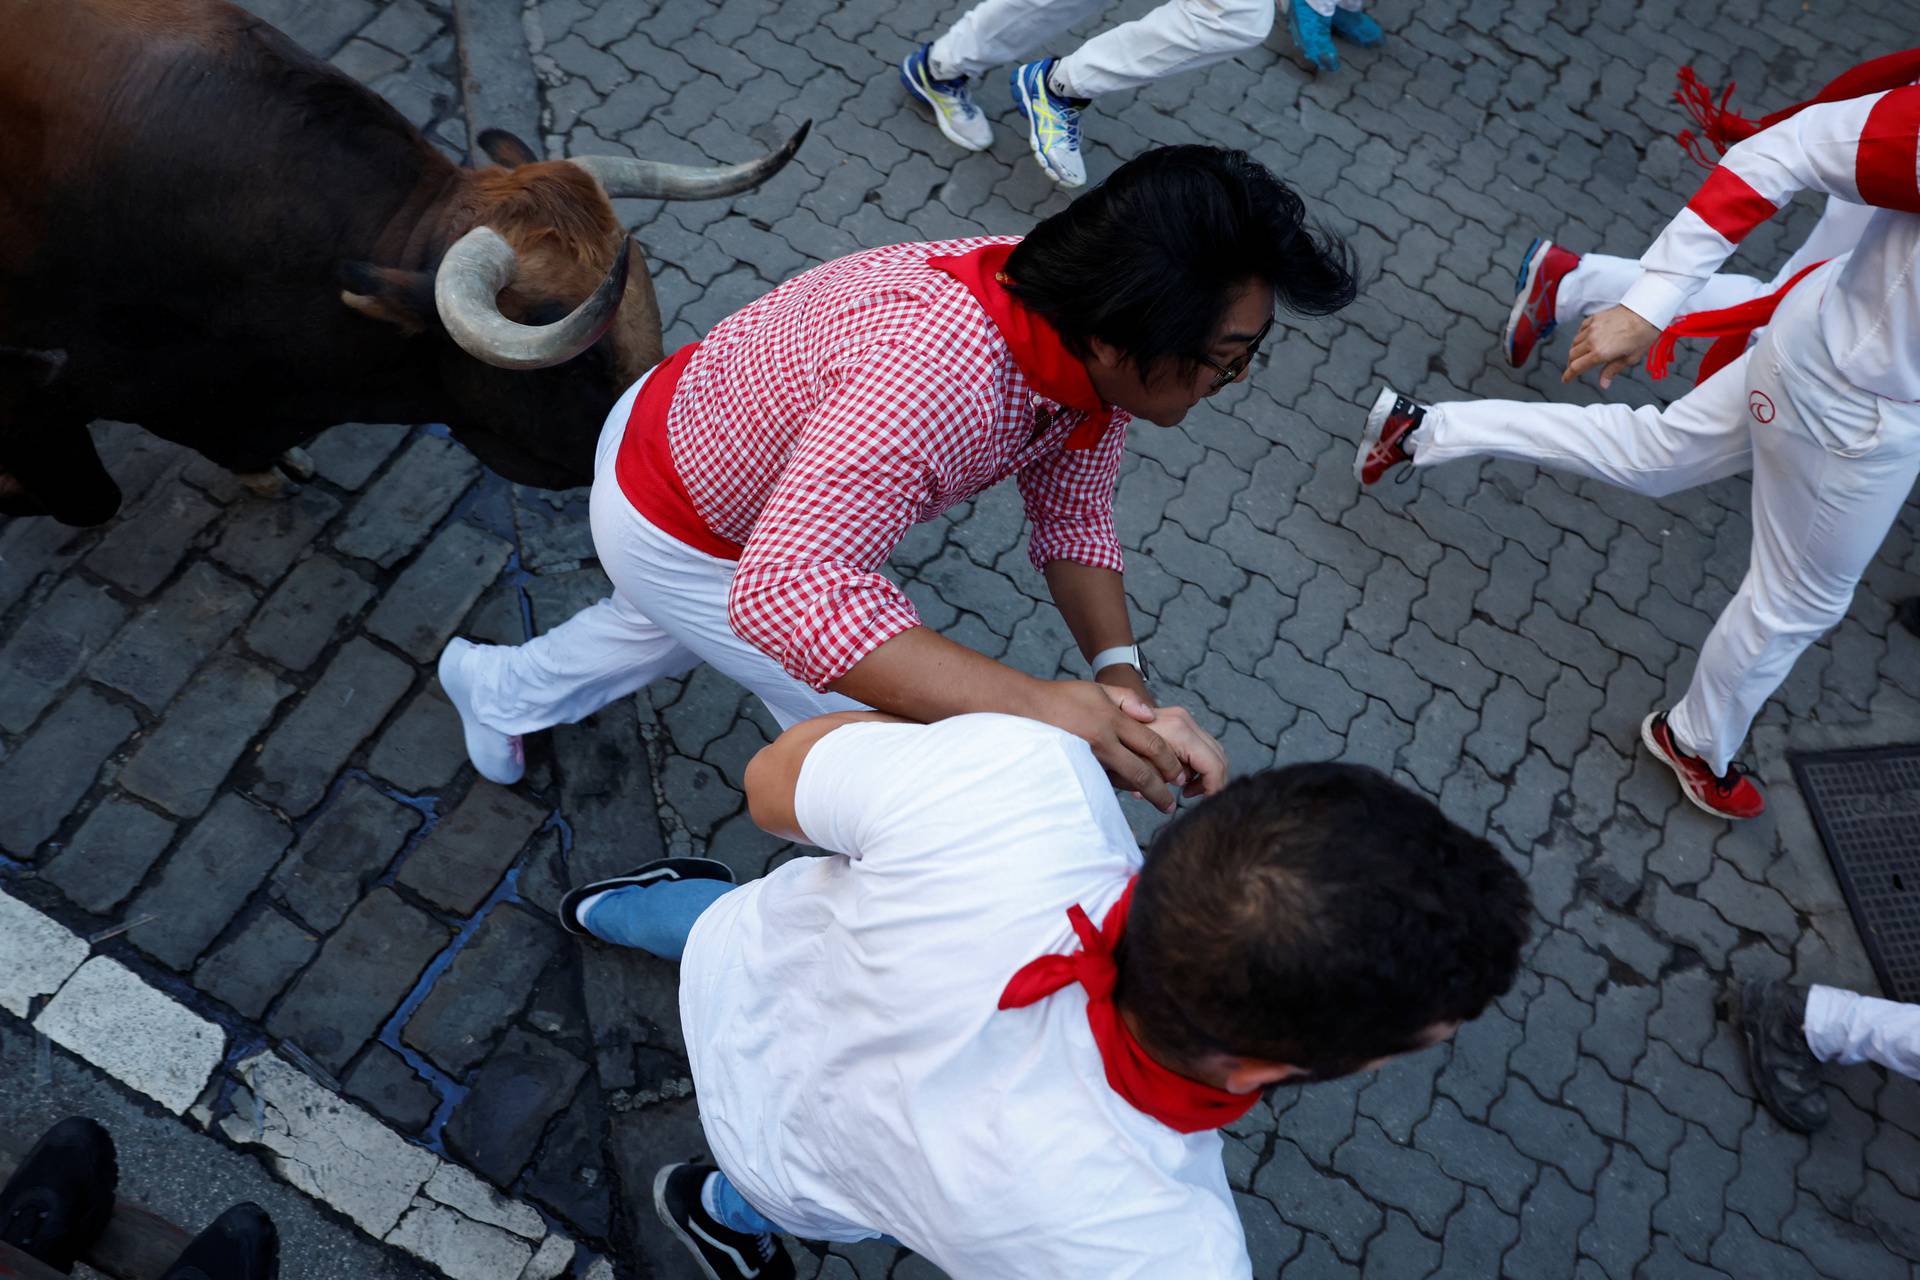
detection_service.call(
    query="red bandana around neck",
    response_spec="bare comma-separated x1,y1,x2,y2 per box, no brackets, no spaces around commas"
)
927,243,1116,450
998,878,1261,1135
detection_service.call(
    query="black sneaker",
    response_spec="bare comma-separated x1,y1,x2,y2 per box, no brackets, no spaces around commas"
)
160,1202,279,1280
1730,979,1830,1133
558,858,737,937
0,1116,118,1273
653,1163,793,1280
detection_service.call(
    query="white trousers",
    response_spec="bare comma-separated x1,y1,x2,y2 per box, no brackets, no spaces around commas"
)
465,373,865,737
1558,196,1879,324
929,0,1274,97
1805,984,1920,1078
1417,259,1920,775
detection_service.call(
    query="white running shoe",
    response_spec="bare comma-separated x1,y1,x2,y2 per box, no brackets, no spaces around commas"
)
1010,57,1087,188
900,44,993,152
437,637,525,786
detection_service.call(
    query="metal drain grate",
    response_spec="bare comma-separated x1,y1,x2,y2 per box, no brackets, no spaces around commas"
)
1789,745,1920,1003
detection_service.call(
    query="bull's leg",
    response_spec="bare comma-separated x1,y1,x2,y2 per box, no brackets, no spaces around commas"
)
0,420,121,526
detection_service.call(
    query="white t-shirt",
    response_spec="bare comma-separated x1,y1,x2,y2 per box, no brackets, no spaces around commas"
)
678,714,1252,1279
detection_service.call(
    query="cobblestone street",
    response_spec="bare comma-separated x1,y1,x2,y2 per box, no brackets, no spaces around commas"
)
2,0,1918,1275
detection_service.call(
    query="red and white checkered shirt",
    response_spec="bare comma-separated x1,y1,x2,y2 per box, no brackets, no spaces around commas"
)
660,237,1130,691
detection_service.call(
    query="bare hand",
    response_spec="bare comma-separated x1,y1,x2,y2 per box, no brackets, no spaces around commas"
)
1124,700,1230,798
1563,305,1662,390
1042,680,1184,812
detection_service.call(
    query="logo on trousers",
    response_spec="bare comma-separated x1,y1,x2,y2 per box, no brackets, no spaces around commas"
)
1749,391,1776,424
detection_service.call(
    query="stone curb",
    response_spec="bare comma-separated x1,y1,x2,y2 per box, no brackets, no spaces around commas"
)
1,887,602,1280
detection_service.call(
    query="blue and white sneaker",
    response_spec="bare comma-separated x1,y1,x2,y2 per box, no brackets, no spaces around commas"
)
900,44,993,152
1010,58,1087,188
1288,1,1340,72
1330,7,1384,45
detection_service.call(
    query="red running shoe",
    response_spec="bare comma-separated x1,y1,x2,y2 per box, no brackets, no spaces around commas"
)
1354,387,1426,486
1641,710,1765,820
1503,238,1580,368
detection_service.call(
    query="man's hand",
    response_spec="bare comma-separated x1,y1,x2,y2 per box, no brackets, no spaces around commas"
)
1037,680,1185,812
1563,305,1662,390
1098,688,1229,799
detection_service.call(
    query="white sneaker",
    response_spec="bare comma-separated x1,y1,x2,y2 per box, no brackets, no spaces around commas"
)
900,43,993,152
437,638,525,785
1010,57,1087,188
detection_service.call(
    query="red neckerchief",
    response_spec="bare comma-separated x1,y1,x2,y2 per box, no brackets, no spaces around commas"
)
1673,49,1920,166
1646,260,1829,384
998,878,1260,1134
927,243,1115,450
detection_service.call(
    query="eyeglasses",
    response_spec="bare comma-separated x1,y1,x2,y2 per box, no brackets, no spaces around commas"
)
1198,315,1276,394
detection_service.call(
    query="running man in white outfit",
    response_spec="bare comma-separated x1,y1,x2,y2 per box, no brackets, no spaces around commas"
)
1501,55,1919,368
1729,979,1920,1133
1354,80,1920,821
555,712,1532,1279
900,0,1275,188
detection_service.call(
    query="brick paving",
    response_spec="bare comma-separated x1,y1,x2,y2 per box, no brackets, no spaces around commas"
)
1,0,1918,1276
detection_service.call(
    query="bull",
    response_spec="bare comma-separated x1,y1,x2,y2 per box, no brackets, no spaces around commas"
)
0,0,807,524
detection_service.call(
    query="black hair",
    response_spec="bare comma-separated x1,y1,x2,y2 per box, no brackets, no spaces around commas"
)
1002,144,1358,378
1118,763,1531,1079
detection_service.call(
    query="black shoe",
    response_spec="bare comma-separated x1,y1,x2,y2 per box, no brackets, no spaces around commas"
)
653,1163,793,1280
558,857,736,937
159,1202,278,1280
1730,980,1830,1133
0,1117,118,1273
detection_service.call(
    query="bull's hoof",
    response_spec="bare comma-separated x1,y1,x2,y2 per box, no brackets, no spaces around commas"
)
236,470,289,498
278,446,316,481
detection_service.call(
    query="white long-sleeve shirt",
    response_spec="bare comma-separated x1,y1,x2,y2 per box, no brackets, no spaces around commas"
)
1621,87,1920,402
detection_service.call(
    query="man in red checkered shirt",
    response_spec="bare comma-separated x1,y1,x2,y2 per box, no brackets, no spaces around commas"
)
439,145,1357,809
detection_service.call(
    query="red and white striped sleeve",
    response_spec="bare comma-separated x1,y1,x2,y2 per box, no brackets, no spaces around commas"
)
1622,86,1920,328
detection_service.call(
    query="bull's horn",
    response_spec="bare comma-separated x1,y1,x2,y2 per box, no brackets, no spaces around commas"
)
433,227,632,370
568,120,811,201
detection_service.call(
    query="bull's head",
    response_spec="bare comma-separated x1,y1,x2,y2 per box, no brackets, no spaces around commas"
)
338,124,809,488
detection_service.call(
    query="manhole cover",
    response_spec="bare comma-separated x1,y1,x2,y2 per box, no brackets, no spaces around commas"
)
1789,745,1920,1002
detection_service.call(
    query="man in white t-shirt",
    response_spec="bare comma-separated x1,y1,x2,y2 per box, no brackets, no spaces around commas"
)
556,712,1533,1279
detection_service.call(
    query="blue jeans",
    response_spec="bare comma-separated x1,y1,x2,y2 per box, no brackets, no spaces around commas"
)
584,880,786,1235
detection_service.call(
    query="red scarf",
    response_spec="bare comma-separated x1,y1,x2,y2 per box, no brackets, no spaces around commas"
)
928,243,1116,450
1646,260,1829,384
998,878,1261,1134
1674,49,1920,167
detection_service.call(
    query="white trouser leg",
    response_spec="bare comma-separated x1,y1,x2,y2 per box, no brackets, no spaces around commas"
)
468,376,867,736
1415,348,1756,498
1803,984,1920,1078
1665,298,1920,773
1557,253,1774,324
1051,0,1275,97
929,0,1111,80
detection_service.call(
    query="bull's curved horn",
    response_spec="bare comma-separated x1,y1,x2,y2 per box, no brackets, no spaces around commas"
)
568,120,811,201
433,227,632,370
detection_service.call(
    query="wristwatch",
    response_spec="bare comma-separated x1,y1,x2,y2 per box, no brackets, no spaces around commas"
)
1089,644,1147,680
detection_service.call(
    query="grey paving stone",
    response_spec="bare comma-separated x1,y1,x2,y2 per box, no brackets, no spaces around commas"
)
36,799,172,925
1434,1003,1522,1123
1361,1209,1439,1280
0,689,141,857
521,1076,614,1239
1332,1117,1462,1236
1648,1123,1738,1262
268,886,452,1074
119,657,292,818
208,488,344,587
243,555,377,672
403,903,562,1075
1577,1144,1664,1280
365,522,513,661
1412,1095,1535,1215
1509,978,1593,1099
445,1028,589,1186
1488,1079,1607,1193
345,1044,441,1134
332,435,483,568
366,683,470,794
193,906,321,1018
397,782,547,915
1432,1187,1520,1280
303,424,412,490
250,639,415,816
89,562,257,709
127,793,293,971
1253,1139,1382,1264
1503,1165,1591,1280
83,487,220,596
272,778,423,930
0,579,126,733
0,513,93,616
